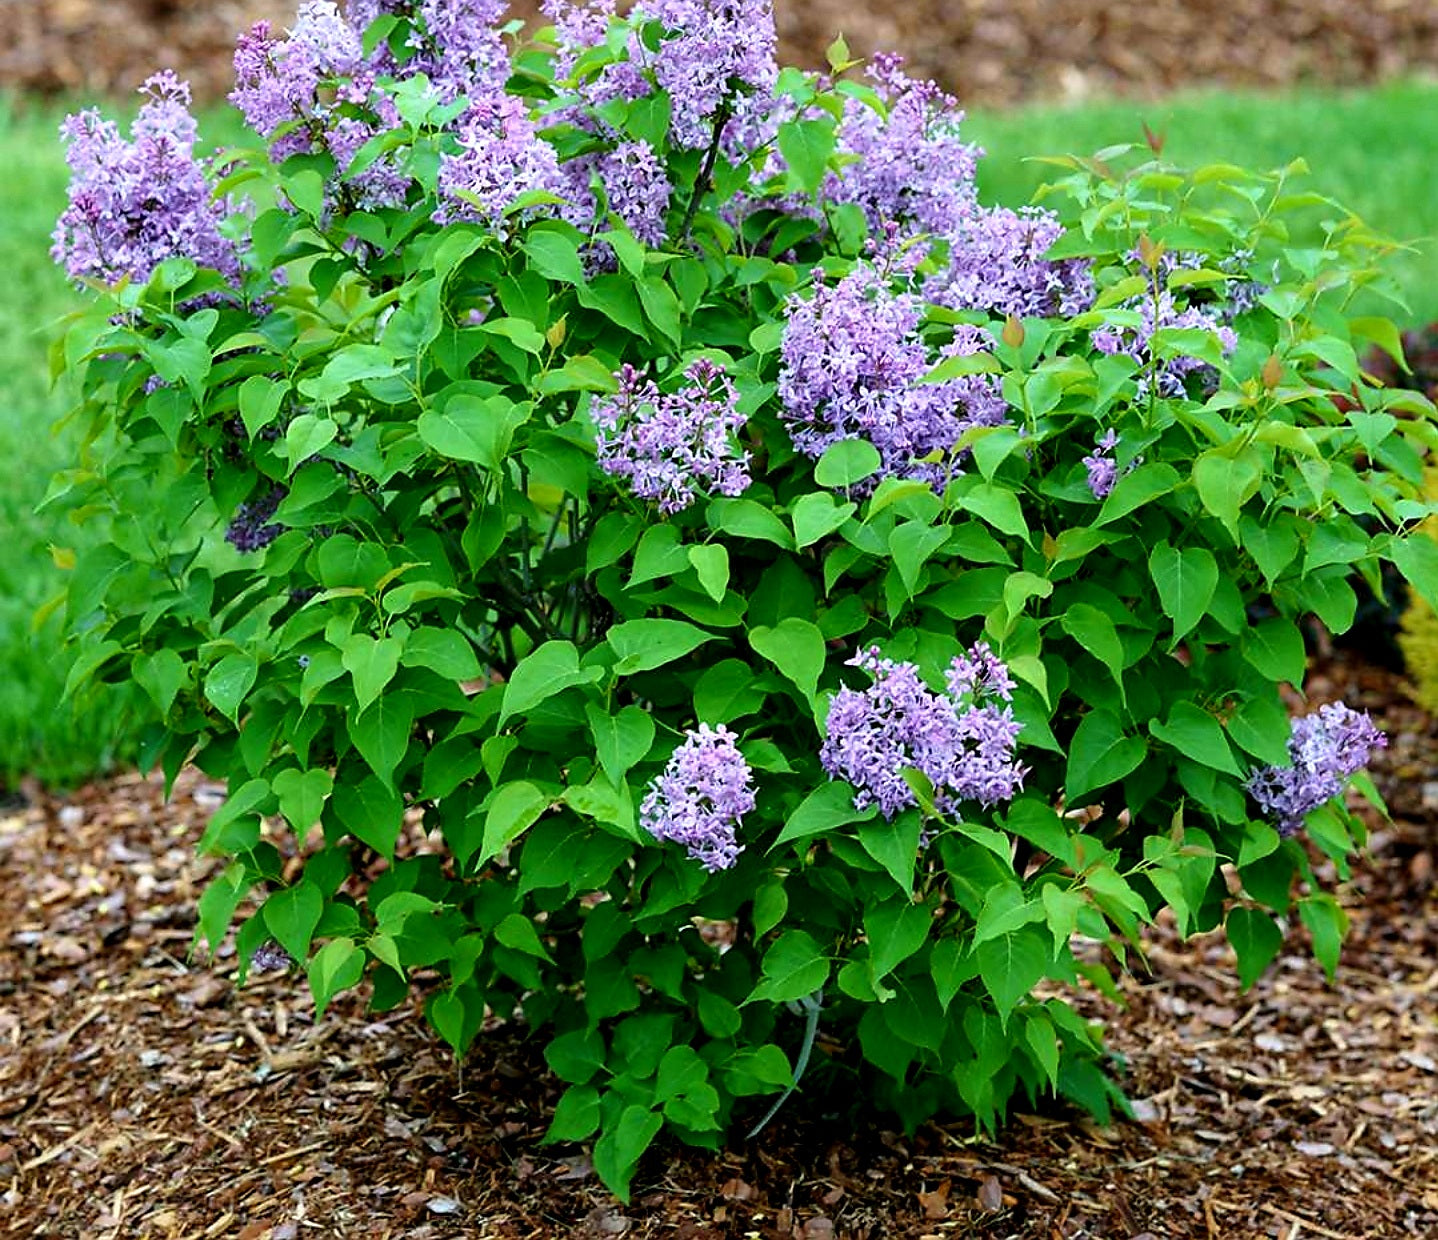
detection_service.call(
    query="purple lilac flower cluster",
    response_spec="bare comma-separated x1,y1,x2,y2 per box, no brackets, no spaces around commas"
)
225,485,289,553
52,73,240,289
561,140,674,255
232,2,410,209
640,723,756,871
434,91,566,234
777,264,1007,489
1246,702,1386,837
821,644,1027,821
592,359,751,514
926,205,1095,321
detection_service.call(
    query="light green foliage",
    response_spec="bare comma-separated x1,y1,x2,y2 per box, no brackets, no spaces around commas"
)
1397,469,1438,711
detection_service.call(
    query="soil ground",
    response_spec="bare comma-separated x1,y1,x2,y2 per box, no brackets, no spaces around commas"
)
1,653,1435,1239
5,0,1438,105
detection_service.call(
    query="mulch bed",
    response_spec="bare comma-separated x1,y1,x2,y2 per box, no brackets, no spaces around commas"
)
1,654,1436,1239
5,0,1438,106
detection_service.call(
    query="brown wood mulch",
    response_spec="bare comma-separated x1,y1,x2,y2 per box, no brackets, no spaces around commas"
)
5,0,1438,107
1,655,1436,1240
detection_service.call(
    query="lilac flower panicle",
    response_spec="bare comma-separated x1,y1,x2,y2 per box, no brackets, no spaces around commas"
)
778,265,1007,490
821,644,1027,821
225,485,289,553
1246,702,1386,836
593,358,750,513
927,205,1095,321
434,92,566,233
53,73,240,290
640,723,755,871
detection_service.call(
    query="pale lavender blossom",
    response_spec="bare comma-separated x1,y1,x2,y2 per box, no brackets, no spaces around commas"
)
821,645,1027,821
561,139,674,255
927,205,1094,320
827,54,979,237
1083,428,1120,499
778,265,1008,490
52,73,240,289
593,359,750,514
434,91,566,233
640,723,755,871
1247,702,1386,837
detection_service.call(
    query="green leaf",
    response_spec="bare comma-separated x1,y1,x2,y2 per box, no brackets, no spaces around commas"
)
332,775,404,859
752,880,788,937
204,655,257,724
1241,617,1306,684
608,619,715,674
196,863,248,954
308,937,364,1020
501,640,597,724
494,912,554,961
525,227,586,284
1059,602,1126,696
401,628,483,681
973,883,1045,945
341,633,403,713
693,658,768,724
238,375,287,439
1192,447,1262,540
777,117,836,193
857,811,923,894
976,925,1049,1024
748,618,825,704
748,930,829,1003
1040,884,1085,957
687,543,730,603
1149,702,1243,775
1066,709,1145,801
1024,1011,1061,1087
1390,532,1438,616
592,1105,663,1203
956,482,1029,540
547,1084,602,1142
1227,906,1283,990
545,1027,607,1083
707,497,795,548
791,492,855,549
1238,514,1301,585
1298,894,1347,982
418,395,529,471
889,521,951,597
814,439,880,489
346,693,415,787
479,781,551,867
282,414,338,470
586,703,656,784
864,898,931,981
262,880,324,963
1148,541,1219,645
772,780,875,849
134,648,188,715
272,768,334,832
1095,461,1181,525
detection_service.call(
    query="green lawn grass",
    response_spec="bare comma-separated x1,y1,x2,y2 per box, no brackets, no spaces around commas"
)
0,80,1435,788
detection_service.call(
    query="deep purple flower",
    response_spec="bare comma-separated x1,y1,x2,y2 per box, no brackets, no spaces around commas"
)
225,485,289,553
821,645,1027,821
593,358,750,513
1247,702,1386,836
52,73,240,290
778,264,1007,490
640,723,755,871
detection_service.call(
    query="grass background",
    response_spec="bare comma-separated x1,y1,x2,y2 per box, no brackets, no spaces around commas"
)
1,82,1435,788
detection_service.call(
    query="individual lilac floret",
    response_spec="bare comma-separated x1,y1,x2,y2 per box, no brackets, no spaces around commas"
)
1083,428,1119,500
927,205,1095,321
821,645,1027,821
434,91,566,234
778,265,1008,490
593,359,751,514
52,73,240,290
827,54,980,238
1246,702,1386,837
640,723,755,871
225,485,289,553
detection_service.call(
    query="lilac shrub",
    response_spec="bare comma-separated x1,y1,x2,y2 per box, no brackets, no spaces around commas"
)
49,0,1438,1203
